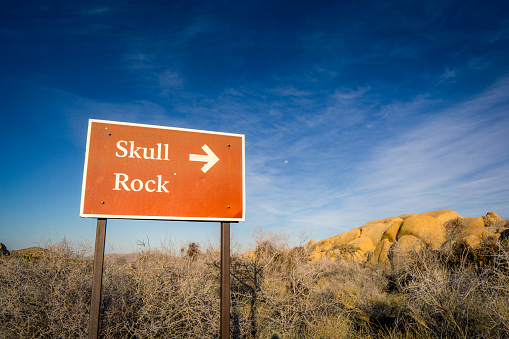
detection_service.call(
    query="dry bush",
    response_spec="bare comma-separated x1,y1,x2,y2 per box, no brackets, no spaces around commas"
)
0,240,221,338
228,230,388,338
0,239,92,338
444,218,468,242
100,249,220,338
383,238,509,339
2,231,509,338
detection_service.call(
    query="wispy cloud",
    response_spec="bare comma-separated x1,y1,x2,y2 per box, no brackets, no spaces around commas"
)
271,86,314,97
32,63,509,243
438,68,458,83
159,70,184,94
377,94,437,120
245,76,509,240
333,87,370,101
339,77,509,222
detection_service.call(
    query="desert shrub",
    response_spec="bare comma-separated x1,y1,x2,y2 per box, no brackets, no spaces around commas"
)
0,239,92,338
383,241,509,339
444,218,468,242
186,242,201,258
100,249,220,338
229,230,387,339
2,232,509,338
297,314,354,339
0,240,221,338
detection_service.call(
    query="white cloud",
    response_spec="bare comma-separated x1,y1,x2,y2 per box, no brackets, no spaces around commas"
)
377,94,436,120
438,68,458,84
159,70,184,93
272,86,314,97
249,77,509,238
341,76,509,221
333,87,369,101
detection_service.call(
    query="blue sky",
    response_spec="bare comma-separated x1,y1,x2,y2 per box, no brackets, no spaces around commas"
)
1,0,508,253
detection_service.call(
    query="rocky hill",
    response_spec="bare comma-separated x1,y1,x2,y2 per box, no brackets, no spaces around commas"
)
305,210,509,266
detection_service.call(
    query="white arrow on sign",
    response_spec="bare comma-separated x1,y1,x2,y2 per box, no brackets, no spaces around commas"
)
189,144,220,173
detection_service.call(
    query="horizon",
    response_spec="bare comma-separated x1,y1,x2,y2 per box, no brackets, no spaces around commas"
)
1,0,509,253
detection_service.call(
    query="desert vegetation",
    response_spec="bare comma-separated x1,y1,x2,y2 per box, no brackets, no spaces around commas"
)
1,224,509,338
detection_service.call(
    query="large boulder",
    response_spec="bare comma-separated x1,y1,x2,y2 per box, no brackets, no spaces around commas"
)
381,220,404,242
331,229,361,245
367,238,392,268
398,213,419,220
398,215,446,250
483,212,503,227
347,236,375,253
421,210,462,226
461,226,499,239
359,217,403,245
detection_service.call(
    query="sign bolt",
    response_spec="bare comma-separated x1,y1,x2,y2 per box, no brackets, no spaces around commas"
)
101,201,105,204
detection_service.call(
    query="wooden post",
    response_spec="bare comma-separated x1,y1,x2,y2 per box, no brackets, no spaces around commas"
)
88,218,107,339
220,222,231,339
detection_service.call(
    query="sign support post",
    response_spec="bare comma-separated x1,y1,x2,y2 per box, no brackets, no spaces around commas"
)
88,218,107,339
220,222,231,339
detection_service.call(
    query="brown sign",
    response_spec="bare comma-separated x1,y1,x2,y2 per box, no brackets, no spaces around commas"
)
80,119,245,221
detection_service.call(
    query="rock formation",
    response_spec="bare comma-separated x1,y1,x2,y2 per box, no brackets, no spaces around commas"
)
306,211,509,266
